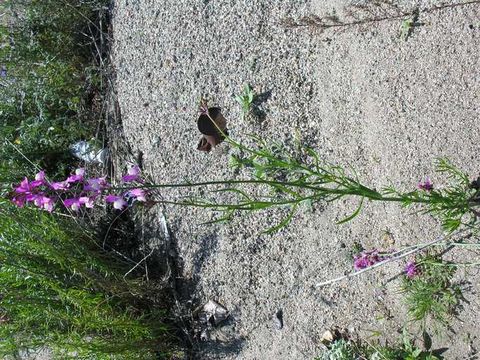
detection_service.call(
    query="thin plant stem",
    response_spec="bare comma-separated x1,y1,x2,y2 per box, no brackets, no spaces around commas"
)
283,0,480,30
314,231,465,288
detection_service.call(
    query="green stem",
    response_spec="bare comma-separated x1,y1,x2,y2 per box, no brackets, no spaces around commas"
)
421,260,480,267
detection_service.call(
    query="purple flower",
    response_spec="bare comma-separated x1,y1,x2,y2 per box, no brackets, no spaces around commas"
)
353,250,384,271
64,196,95,211
418,177,433,191
33,195,54,212
12,176,52,211
66,168,85,183
12,195,26,207
79,196,95,208
64,198,82,211
126,188,147,202
0,65,6,78
51,181,70,191
84,177,109,192
34,170,46,183
105,195,127,210
121,165,141,183
405,261,420,278
29,172,45,188
14,178,33,194
43,198,54,212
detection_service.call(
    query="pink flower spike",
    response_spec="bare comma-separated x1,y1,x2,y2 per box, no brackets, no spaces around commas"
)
105,194,127,210
353,250,385,271
122,165,141,183
128,188,146,202
51,181,70,191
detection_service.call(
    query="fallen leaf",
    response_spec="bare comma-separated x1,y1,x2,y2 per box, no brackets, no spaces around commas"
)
197,107,228,152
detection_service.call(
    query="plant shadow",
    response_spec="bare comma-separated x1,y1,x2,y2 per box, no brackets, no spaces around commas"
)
251,89,272,122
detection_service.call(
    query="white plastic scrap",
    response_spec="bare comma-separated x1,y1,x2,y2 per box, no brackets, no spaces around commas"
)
70,140,108,164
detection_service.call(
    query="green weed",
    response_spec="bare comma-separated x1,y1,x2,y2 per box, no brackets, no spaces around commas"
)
401,18,414,40
317,339,357,360
317,331,441,360
402,253,463,327
235,84,255,120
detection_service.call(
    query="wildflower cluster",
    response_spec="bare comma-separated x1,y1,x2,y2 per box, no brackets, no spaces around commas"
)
353,249,420,279
404,260,420,278
418,177,434,192
353,250,386,270
10,165,147,212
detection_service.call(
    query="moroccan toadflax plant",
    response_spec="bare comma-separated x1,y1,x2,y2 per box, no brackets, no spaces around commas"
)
8,116,480,235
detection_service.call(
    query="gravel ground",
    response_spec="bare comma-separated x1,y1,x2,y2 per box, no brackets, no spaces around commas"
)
111,1,480,358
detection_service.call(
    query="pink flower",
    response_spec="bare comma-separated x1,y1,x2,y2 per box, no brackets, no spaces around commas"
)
33,194,46,207
35,170,45,182
12,177,50,209
25,194,54,212
64,196,95,211
51,181,70,191
353,250,385,270
36,196,54,212
64,198,82,211
43,198,54,212
30,170,46,187
105,195,127,210
79,196,94,208
67,168,85,183
84,177,109,192
405,261,420,278
121,165,141,183
12,195,26,207
418,177,433,191
127,188,147,202
14,178,32,194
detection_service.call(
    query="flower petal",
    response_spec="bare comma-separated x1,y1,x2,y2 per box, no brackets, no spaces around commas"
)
113,198,127,210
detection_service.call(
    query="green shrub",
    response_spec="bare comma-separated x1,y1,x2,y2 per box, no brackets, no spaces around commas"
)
0,0,106,176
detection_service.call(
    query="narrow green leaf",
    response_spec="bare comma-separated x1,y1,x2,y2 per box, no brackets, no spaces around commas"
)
263,204,298,234
336,197,364,224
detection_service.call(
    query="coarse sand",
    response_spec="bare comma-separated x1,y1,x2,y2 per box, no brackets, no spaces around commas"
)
111,1,480,358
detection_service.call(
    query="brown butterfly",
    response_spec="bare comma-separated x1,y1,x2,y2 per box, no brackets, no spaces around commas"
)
197,107,228,152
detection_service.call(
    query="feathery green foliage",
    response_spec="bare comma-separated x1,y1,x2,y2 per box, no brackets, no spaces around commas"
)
154,118,480,233
402,253,463,327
